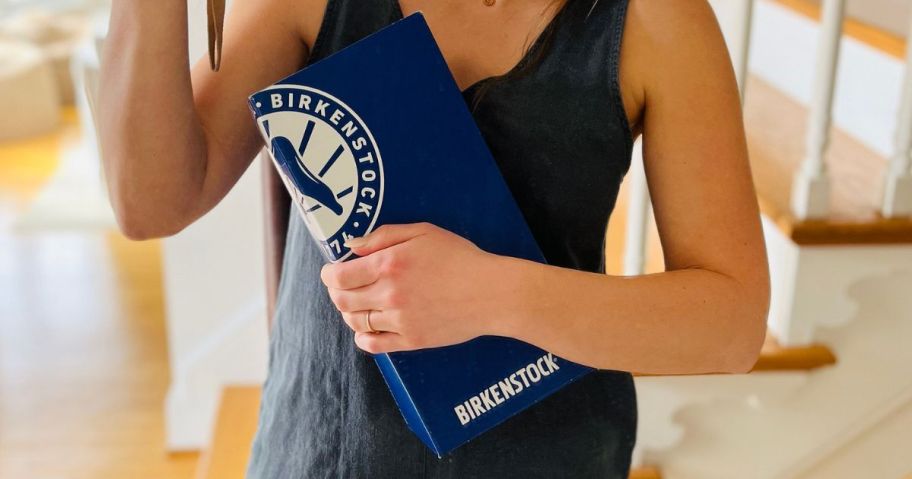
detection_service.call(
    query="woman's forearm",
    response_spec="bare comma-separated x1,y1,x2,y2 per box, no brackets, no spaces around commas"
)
320,223,768,371
488,255,769,375
98,0,208,238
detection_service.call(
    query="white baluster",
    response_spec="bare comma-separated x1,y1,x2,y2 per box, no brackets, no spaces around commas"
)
791,0,846,220
733,0,756,101
881,12,912,218
623,140,650,276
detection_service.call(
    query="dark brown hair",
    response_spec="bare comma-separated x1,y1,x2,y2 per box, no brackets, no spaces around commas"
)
469,0,571,110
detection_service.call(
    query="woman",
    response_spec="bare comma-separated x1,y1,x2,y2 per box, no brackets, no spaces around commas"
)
98,0,770,477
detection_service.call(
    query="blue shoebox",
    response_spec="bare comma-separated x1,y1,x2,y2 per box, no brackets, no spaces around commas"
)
248,13,592,457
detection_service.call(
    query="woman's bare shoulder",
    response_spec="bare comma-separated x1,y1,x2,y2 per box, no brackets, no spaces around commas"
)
255,0,329,52
624,0,733,85
619,0,734,133
299,0,331,51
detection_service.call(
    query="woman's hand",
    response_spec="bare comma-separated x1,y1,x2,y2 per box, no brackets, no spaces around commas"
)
320,222,509,354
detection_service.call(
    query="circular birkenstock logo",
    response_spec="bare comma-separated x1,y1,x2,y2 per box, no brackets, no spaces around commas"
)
252,85,384,262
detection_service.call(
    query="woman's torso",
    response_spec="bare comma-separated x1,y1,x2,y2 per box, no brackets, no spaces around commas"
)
248,1,638,477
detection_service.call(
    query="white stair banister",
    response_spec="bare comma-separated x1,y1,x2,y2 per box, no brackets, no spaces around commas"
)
791,0,846,220
881,10,912,218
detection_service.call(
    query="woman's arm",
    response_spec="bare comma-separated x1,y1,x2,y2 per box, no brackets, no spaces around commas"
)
97,0,321,239
499,0,770,374
321,0,769,375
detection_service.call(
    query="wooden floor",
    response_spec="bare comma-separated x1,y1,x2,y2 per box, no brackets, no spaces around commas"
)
0,111,198,478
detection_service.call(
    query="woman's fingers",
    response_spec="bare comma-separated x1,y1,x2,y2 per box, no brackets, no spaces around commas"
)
345,222,433,257
341,309,396,334
321,255,380,290
353,331,413,354
326,282,382,312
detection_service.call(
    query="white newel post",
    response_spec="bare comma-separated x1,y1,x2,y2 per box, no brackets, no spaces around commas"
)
733,0,756,101
881,12,912,218
791,0,846,220
161,0,270,450
623,140,650,276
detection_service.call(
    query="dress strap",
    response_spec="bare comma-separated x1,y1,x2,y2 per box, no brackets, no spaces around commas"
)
307,0,402,64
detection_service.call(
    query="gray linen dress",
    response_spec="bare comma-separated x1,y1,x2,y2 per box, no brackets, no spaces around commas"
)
247,0,638,477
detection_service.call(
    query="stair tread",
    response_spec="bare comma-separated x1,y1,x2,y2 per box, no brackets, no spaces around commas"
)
196,385,262,479
629,466,662,479
752,336,837,372
745,75,912,245
635,335,836,376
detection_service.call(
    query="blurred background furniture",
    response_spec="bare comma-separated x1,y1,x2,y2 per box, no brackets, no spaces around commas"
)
0,39,59,141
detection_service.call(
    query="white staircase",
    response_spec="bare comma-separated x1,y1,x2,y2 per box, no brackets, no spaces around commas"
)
630,2,912,477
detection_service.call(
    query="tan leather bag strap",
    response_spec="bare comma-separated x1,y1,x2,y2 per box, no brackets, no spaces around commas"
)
207,0,226,71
